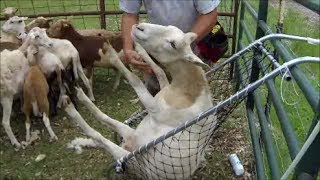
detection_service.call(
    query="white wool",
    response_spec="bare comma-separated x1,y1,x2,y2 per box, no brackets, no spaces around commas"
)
67,137,100,154
0,49,29,96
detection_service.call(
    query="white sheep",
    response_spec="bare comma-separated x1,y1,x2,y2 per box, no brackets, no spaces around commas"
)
22,27,95,101
62,23,216,179
27,28,66,107
2,7,18,19
0,39,31,149
1,16,28,44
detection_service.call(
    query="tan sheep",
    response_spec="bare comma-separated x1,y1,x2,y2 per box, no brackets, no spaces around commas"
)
22,65,58,146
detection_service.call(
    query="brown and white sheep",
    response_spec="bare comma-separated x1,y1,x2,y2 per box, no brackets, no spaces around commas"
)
22,65,58,145
47,19,123,90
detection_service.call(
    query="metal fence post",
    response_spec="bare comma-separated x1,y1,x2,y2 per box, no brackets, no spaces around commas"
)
295,116,320,180
99,0,106,29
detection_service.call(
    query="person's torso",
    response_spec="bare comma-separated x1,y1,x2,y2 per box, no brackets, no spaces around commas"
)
142,0,199,32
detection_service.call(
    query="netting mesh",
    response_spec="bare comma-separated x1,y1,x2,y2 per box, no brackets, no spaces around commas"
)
109,43,276,179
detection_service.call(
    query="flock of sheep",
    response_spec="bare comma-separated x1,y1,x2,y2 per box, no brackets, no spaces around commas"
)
1,6,221,178
0,7,126,150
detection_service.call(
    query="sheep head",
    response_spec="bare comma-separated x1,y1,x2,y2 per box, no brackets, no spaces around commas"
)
25,17,54,32
28,27,53,48
46,19,73,38
131,23,208,68
2,7,18,19
2,16,28,35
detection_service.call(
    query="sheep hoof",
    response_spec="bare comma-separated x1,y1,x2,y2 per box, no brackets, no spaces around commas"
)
49,136,58,142
21,141,29,149
89,97,95,102
13,142,22,151
61,95,72,109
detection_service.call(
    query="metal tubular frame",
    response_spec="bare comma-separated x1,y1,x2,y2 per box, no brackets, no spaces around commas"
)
237,1,320,179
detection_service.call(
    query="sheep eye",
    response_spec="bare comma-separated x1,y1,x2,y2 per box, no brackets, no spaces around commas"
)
170,41,176,49
18,20,23,23
9,21,14,24
35,35,40,38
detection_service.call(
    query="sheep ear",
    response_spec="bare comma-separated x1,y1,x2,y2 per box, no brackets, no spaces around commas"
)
184,32,197,44
21,17,28,21
47,18,54,24
184,53,210,69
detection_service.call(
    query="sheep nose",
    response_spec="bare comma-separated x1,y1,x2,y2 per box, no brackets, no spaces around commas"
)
48,43,53,47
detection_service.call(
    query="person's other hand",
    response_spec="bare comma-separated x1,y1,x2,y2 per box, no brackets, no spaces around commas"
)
123,49,153,74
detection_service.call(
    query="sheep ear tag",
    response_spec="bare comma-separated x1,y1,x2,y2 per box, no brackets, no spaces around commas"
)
184,53,210,70
63,23,69,28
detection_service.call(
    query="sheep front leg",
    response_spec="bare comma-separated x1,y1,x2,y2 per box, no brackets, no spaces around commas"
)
99,47,158,112
56,68,66,108
62,96,130,159
25,115,31,142
134,42,169,89
79,66,95,101
1,96,21,149
42,112,58,142
75,87,134,139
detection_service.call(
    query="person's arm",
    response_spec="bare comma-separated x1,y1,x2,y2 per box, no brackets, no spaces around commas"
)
121,13,139,59
120,0,151,72
191,8,218,42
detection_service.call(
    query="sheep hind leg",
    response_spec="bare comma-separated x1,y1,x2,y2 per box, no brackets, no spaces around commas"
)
1,96,21,149
112,69,121,91
56,68,67,108
62,96,129,159
74,87,134,139
134,42,169,89
25,115,31,142
78,65,95,102
21,115,31,149
42,112,58,142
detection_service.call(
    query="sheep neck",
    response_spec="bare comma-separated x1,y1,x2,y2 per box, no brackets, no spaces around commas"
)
61,27,82,40
162,60,208,108
18,37,31,52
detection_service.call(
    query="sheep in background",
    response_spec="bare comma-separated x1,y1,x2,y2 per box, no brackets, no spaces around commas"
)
22,65,58,146
47,19,123,91
1,7,18,19
25,17,54,32
1,16,28,44
34,16,123,50
16,26,95,101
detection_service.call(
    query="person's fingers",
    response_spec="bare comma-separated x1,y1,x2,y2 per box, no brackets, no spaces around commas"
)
132,52,141,60
130,58,149,67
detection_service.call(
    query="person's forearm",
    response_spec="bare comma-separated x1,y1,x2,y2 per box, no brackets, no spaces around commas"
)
121,13,139,51
191,8,218,42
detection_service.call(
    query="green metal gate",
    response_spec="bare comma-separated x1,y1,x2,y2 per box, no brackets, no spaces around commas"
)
237,0,319,179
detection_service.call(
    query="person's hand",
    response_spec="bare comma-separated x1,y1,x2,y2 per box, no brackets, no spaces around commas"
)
123,49,153,74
